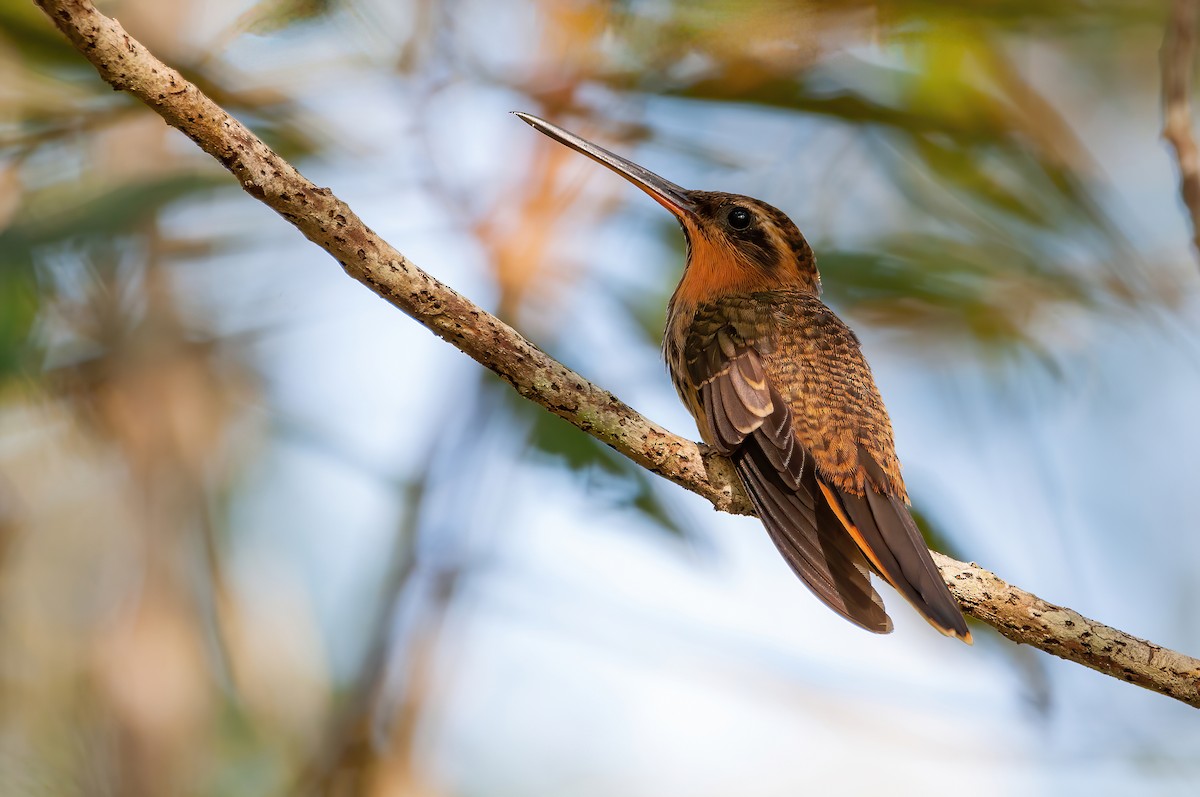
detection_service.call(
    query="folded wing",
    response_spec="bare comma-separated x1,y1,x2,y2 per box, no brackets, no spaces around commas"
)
691,327,893,633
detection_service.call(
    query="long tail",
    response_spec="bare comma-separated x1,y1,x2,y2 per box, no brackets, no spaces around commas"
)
817,453,972,643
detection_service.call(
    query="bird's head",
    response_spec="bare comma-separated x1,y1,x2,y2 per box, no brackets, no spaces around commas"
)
515,113,820,302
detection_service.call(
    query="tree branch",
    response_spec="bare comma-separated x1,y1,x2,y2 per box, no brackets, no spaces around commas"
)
34,0,1200,709
1163,0,1200,261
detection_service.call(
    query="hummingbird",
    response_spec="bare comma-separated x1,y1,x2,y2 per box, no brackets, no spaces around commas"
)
515,112,971,643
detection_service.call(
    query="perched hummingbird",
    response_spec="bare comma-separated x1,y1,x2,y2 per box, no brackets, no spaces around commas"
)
515,113,970,642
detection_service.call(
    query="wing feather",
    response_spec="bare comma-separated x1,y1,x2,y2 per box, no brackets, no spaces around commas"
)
692,327,891,633
738,439,891,632
679,296,968,641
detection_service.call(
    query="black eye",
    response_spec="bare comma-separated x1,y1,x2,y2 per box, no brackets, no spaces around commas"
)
727,206,752,230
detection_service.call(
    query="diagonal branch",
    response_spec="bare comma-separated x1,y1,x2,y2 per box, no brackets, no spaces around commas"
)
33,0,1200,709
1163,0,1200,261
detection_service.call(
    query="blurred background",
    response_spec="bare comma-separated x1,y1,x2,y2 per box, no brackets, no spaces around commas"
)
2,0,1199,794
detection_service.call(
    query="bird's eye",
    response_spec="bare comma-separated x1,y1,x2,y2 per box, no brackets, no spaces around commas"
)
727,206,752,230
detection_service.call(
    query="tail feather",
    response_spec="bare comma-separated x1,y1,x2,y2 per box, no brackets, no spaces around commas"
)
735,441,892,634
819,455,971,643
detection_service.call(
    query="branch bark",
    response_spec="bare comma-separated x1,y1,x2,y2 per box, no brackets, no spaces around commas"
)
1163,0,1200,261
33,0,1200,709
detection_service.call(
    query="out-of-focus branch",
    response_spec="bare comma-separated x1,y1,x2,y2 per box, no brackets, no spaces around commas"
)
1162,0,1200,261
34,0,1200,710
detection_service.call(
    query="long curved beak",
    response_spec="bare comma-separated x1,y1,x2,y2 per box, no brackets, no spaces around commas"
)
514,112,697,221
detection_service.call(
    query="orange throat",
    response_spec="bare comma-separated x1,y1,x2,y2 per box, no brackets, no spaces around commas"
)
671,234,776,307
